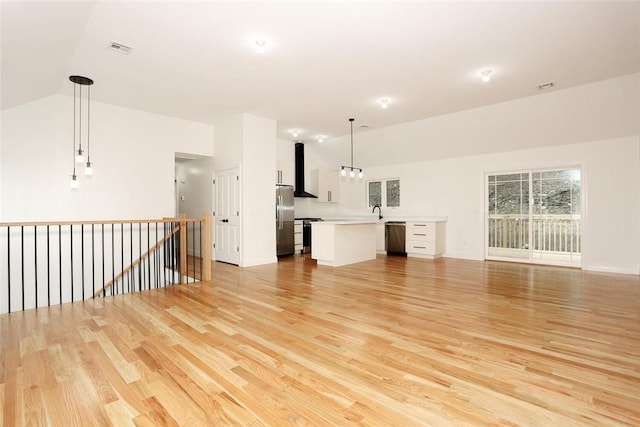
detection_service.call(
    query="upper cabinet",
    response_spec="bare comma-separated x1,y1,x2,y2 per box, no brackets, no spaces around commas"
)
310,169,340,203
276,159,294,186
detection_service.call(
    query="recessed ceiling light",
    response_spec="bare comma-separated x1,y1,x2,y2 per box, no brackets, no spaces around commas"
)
481,69,492,82
359,125,369,129
255,40,266,55
537,82,555,90
379,98,389,109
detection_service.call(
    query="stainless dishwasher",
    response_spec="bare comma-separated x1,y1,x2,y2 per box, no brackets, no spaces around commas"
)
385,221,406,256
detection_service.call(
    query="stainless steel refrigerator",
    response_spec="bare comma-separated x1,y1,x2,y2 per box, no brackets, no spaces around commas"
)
276,185,295,256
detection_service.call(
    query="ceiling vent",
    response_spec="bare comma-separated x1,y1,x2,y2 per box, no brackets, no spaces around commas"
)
537,82,555,90
108,41,133,55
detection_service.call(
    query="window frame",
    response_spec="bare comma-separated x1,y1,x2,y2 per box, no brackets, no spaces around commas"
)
366,177,401,209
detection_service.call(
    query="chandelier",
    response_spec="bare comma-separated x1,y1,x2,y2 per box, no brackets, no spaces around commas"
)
340,118,363,179
69,75,94,189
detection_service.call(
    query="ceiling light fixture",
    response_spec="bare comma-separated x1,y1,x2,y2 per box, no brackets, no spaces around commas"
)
255,40,266,55
380,98,389,109
481,69,492,82
340,118,363,180
69,75,94,188
316,135,326,143
291,129,300,138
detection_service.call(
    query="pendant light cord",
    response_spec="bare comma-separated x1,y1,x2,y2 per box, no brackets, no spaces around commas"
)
349,118,354,168
72,82,76,175
78,85,82,154
87,85,90,162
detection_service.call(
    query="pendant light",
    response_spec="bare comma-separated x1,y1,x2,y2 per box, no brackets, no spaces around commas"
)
340,118,363,179
69,75,94,188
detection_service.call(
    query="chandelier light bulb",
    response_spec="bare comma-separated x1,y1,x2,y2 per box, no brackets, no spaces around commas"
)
292,129,299,138
380,98,389,109
358,169,363,179
255,40,266,55
85,161,93,176
481,69,492,82
341,167,346,177
70,174,79,189
75,148,85,164
349,169,356,178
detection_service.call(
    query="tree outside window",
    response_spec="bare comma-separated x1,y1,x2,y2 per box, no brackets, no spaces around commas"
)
367,178,400,208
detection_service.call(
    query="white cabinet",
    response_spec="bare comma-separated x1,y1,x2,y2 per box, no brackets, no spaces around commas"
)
312,221,377,267
376,222,386,254
276,160,294,186
310,169,340,203
405,221,446,259
294,220,303,254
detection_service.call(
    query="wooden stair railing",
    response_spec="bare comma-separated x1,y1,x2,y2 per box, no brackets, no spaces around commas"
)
1,213,211,313
94,224,180,298
95,212,212,297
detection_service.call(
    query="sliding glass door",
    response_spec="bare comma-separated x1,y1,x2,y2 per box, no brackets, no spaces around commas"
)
486,168,581,266
487,173,530,259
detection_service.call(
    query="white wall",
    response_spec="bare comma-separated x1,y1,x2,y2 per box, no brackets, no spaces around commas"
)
293,74,640,274
1,94,214,221
277,139,296,163
212,114,243,172
241,114,277,267
0,111,3,218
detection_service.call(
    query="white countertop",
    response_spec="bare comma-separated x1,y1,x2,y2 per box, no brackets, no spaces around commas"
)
321,216,447,223
397,217,447,222
314,220,378,225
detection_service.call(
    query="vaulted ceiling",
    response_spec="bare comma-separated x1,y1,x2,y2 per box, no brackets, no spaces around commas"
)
1,1,639,142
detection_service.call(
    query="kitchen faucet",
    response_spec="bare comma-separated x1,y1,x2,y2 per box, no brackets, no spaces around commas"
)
372,204,383,220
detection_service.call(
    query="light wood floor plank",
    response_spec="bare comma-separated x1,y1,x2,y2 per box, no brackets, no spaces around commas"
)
2,256,640,425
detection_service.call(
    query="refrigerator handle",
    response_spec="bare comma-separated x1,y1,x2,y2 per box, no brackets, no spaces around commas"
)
280,194,284,230
278,195,283,229
276,192,281,230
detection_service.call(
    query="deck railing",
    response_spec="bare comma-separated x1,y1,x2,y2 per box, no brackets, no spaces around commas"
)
488,214,581,253
0,213,211,314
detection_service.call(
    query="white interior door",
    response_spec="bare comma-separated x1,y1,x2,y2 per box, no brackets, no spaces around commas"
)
215,168,240,265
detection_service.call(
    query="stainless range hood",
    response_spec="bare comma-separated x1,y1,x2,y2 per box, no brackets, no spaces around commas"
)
294,142,317,198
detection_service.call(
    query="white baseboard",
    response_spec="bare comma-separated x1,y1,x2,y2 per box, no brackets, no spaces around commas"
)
583,265,640,276
240,256,278,267
442,252,483,261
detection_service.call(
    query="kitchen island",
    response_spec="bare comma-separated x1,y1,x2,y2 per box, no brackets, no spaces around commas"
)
311,220,378,267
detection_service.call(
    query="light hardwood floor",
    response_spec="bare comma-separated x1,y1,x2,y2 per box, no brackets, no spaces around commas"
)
1,255,639,426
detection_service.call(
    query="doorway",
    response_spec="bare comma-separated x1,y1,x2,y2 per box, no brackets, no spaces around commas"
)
486,168,582,266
